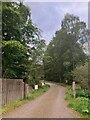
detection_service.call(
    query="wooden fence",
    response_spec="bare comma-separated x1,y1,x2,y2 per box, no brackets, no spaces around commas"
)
0,78,30,106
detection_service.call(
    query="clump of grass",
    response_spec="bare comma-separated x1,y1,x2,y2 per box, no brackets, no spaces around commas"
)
0,84,50,115
0,97,30,115
65,86,73,100
0,99,26,115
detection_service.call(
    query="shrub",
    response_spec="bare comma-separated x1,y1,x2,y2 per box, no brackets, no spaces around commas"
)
76,88,90,99
72,63,88,89
69,97,89,114
66,86,90,118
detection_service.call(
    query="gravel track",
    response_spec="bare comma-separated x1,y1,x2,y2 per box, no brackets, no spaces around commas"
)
3,84,80,118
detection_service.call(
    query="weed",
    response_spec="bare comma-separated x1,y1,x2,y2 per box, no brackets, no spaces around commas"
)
65,86,90,119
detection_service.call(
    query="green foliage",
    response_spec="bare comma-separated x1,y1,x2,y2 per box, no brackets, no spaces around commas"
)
2,40,29,78
65,86,90,118
2,2,37,42
63,72,73,84
69,97,89,114
61,13,88,44
2,1,46,82
76,88,90,99
72,63,88,89
3,2,23,41
44,14,87,83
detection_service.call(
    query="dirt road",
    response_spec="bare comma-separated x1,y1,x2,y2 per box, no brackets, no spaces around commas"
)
3,84,80,118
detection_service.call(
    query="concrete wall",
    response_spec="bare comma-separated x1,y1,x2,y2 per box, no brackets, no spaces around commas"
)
0,78,30,106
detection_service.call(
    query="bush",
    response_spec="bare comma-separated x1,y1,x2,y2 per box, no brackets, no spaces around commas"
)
72,63,88,89
66,86,90,118
69,97,89,114
76,88,90,99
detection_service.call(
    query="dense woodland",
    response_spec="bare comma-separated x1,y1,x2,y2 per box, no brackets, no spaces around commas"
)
2,1,89,89
44,13,89,89
2,1,46,86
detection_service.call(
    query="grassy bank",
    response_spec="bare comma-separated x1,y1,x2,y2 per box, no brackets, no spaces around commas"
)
0,84,50,115
65,86,90,119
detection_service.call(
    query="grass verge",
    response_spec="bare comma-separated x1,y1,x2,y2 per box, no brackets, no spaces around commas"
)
65,86,90,119
0,84,50,115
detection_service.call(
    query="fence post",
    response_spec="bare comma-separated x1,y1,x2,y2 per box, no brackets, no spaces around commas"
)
6,79,7,105
72,81,76,98
23,78,27,99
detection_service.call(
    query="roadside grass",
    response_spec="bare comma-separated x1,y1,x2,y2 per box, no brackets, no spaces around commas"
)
65,86,90,119
26,84,50,100
0,84,50,115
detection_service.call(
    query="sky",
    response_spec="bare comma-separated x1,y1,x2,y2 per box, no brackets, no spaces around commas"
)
24,1,88,44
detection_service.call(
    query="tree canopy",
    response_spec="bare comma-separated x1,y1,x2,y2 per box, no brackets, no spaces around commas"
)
2,1,46,84
44,13,88,84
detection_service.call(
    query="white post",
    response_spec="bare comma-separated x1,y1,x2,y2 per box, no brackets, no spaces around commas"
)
34,85,38,90
41,82,44,86
72,81,76,98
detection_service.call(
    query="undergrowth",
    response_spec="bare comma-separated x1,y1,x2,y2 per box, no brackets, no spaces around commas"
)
65,86,90,119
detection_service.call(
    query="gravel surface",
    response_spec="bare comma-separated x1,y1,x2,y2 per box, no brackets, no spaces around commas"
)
3,84,80,118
